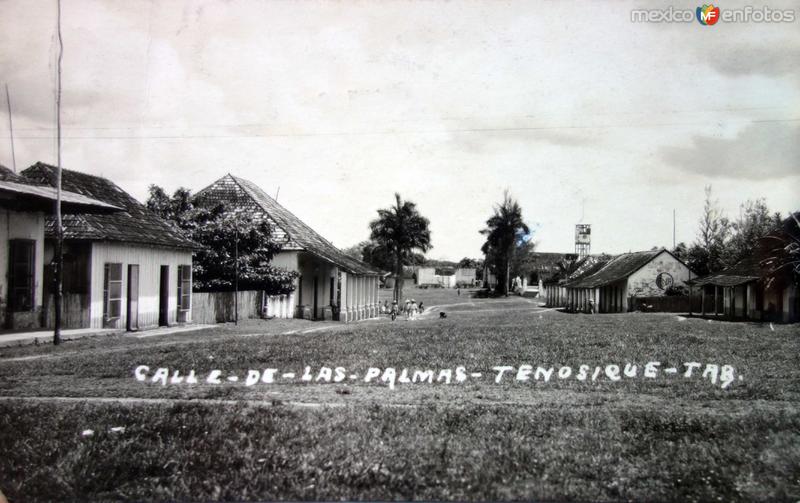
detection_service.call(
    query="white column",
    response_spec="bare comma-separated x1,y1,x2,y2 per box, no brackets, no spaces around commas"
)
361,277,367,319
340,273,348,322
367,278,373,317
353,276,364,320
371,278,377,317
346,273,354,322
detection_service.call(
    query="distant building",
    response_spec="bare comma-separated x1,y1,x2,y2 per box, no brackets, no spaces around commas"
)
0,165,119,330
454,267,476,287
688,214,799,323
193,174,380,322
21,163,196,330
563,248,694,313
415,267,438,286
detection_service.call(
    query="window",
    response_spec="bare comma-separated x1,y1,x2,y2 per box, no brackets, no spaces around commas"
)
177,265,192,311
9,240,35,312
103,263,123,320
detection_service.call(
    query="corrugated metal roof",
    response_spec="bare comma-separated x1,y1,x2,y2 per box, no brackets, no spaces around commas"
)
194,174,380,276
20,163,197,250
0,179,121,213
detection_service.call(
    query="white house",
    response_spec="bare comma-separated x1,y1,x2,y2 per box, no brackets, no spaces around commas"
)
193,174,380,322
0,165,119,330
21,163,197,330
564,248,693,313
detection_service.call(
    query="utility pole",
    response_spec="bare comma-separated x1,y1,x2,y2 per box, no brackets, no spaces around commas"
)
673,209,676,249
234,222,239,326
5,84,16,172
53,0,64,345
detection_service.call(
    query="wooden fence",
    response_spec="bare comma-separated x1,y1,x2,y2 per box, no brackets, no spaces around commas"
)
631,295,717,313
191,291,294,324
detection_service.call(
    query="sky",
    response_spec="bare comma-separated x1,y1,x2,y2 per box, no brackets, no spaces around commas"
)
0,0,798,261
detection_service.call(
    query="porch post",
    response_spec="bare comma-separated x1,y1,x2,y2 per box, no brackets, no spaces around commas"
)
714,285,719,317
354,275,360,320
366,276,378,318
362,276,368,319
340,273,349,322
688,284,693,316
373,278,378,317
358,276,365,320
701,286,705,317
353,276,359,320
374,278,379,316
347,273,355,321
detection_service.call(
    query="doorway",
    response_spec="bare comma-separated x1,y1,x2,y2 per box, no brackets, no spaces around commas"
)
127,264,139,331
159,265,169,326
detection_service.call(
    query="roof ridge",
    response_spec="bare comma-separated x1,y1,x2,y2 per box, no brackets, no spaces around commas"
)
225,174,293,240
230,174,344,251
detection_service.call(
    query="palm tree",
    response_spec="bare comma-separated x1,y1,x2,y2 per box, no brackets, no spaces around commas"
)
481,191,529,296
369,193,432,302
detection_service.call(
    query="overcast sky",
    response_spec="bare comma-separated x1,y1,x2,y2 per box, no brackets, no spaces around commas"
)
1,0,798,260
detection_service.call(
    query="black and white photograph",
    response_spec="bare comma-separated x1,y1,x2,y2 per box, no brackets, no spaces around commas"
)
0,0,798,501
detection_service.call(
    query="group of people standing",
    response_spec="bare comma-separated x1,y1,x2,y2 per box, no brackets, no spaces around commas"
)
381,299,424,321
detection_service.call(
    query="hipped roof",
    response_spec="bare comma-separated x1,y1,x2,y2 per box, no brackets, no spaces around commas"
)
194,174,380,276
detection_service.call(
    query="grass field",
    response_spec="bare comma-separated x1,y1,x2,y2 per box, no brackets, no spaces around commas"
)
0,287,798,501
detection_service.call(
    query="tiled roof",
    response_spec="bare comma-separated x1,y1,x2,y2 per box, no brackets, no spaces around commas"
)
20,163,197,250
566,249,664,288
563,255,615,287
194,174,380,276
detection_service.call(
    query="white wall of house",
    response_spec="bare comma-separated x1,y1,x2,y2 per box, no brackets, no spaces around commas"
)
272,250,299,270
416,267,437,285
626,251,692,297
455,268,476,285
0,209,45,328
89,242,193,329
273,249,378,321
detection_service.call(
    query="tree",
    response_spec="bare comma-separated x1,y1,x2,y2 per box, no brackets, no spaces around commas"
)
687,186,731,276
342,241,369,262
726,199,782,266
369,193,432,301
671,242,688,262
509,237,536,282
146,185,193,228
146,186,298,294
759,212,800,289
457,257,480,269
480,191,530,296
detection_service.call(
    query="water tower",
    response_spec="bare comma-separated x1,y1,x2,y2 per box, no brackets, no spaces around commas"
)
575,224,591,259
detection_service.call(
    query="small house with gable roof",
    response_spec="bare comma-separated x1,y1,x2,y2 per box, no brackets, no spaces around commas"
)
193,174,381,322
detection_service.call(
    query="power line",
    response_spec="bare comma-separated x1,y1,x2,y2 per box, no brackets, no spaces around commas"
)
9,117,799,140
